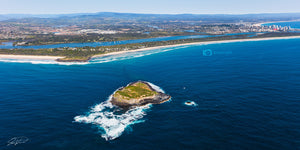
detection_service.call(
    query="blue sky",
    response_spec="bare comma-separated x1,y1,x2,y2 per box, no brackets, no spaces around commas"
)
1,0,299,14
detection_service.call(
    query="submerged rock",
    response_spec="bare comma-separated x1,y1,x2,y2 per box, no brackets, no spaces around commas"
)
111,81,171,108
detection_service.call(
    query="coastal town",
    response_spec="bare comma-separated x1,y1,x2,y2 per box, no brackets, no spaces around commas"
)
1,0,300,148
0,20,297,41
0,13,300,62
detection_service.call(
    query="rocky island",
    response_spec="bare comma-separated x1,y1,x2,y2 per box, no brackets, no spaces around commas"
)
111,81,171,108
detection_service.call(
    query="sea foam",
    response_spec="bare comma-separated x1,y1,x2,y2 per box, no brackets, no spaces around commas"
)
0,58,89,65
184,101,198,106
74,82,165,141
90,46,182,64
0,46,187,65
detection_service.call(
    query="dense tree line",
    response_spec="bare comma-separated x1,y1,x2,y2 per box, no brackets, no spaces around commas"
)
1,32,300,62
12,32,203,46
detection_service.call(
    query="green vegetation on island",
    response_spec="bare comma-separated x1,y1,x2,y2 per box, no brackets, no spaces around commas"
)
113,82,159,101
111,81,171,108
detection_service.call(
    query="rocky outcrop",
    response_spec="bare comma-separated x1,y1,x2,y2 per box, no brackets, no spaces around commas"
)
110,81,171,108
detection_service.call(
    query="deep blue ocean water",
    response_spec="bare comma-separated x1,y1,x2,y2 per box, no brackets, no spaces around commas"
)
0,38,300,149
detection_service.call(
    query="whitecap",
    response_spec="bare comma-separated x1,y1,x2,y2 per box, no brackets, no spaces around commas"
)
0,58,89,65
74,100,151,140
74,82,167,141
0,46,188,65
90,47,178,64
184,101,198,106
147,82,165,93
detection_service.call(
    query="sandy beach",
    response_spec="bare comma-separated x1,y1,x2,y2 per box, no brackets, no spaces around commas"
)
0,55,64,60
1,36,300,62
92,36,300,59
253,20,300,26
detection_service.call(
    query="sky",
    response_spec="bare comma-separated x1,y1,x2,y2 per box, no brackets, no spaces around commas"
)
0,0,300,14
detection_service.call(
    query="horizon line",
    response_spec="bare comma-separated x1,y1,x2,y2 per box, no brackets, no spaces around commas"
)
1,11,300,16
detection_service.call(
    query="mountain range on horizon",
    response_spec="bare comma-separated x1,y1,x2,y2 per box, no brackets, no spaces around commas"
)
1,12,300,23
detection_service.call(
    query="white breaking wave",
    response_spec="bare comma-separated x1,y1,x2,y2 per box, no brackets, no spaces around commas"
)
90,46,181,64
74,100,151,140
0,46,188,65
74,98,151,140
184,101,198,107
74,82,166,141
0,59,89,65
147,82,165,93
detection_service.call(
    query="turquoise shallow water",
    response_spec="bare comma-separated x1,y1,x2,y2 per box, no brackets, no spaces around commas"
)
0,33,257,49
263,21,300,29
0,35,212,49
0,38,300,149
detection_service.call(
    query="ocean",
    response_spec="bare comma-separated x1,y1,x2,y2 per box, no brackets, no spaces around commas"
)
0,38,300,149
263,21,300,29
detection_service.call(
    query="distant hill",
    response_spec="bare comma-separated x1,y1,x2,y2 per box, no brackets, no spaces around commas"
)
1,12,300,25
0,13,96,21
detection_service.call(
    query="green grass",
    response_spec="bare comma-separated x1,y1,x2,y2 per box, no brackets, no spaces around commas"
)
2,32,300,62
57,56,91,61
114,82,158,100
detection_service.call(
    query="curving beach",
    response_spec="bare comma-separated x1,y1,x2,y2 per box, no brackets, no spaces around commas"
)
253,20,300,26
0,55,63,60
1,36,300,62
92,36,300,59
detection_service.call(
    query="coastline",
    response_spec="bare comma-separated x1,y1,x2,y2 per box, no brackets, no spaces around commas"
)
254,20,300,26
1,36,300,62
0,55,64,60
92,36,300,59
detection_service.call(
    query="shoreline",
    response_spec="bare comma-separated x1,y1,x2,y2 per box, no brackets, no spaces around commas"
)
254,20,300,26
1,36,300,62
92,36,300,59
0,55,64,60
